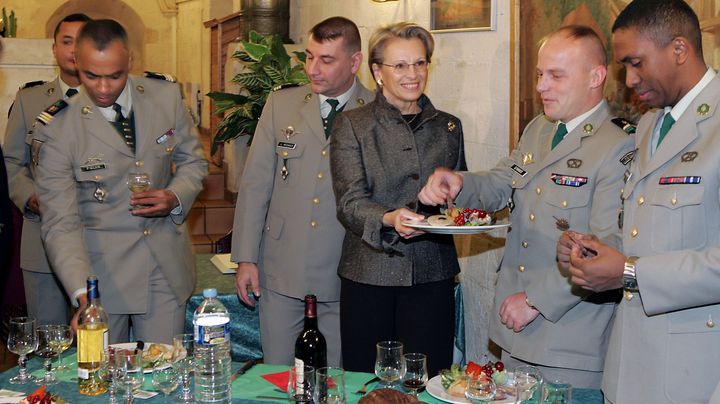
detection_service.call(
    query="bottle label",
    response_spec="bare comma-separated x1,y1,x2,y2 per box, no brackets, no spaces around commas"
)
78,367,89,380
194,322,230,345
294,358,305,394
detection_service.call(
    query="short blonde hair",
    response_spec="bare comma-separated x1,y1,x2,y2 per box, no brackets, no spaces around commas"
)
368,22,434,74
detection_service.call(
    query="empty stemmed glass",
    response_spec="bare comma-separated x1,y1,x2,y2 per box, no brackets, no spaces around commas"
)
172,333,195,402
120,350,145,403
152,365,179,403
35,325,62,385
401,353,428,397
7,316,38,384
53,324,73,372
101,348,125,404
374,341,405,389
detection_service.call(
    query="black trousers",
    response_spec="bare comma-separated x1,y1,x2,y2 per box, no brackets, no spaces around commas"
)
340,277,455,377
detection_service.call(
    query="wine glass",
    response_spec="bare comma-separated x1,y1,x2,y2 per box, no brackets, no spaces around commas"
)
465,375,496,403
288,365,315,403
401,353,428,397
127,172,151,209
515,365,543,403
53,324,73,372
7,316,38,384
152,365,179,403
374,341,405,389
120,350,145,403
101,348,125,404
172,333,195,402
314,366,346,404
35,325,61,385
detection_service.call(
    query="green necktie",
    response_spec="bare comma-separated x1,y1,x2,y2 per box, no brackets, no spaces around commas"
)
323,98,340,138
657,112,675,147
551,122,567,150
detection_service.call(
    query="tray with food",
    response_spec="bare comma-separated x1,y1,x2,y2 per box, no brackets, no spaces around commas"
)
427,360,516,404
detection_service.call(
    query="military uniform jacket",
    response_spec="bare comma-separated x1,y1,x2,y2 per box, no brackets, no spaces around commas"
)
456,101,634,371
32,75,208,313
602,74,720,404
330,92,465,286
3,78,62,272
231,80,374,301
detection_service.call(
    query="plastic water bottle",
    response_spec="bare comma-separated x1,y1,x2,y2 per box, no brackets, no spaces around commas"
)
193,288,232,403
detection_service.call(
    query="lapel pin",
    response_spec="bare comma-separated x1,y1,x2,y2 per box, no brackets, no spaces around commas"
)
282,126,298,140
46,87,55,96
447,121,456,132
698,103,710,115
583,123,593,133
81,105,92,115
304,93,312,102
522,152,534,166
357,98,365,105
136,85,145,94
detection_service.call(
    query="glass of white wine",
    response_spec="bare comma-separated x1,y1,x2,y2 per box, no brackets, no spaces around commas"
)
127,172,151,209
35,325,62,385
53,324,73,372
374,341,405,389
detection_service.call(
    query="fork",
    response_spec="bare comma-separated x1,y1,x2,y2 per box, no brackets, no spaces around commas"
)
355,376,380,395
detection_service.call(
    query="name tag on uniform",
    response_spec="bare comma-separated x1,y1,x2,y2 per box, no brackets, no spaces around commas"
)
551,173,588,187
80,163,107,172
156,128,175,144
277,141,296,149
511,164,527,177
659,176,701,185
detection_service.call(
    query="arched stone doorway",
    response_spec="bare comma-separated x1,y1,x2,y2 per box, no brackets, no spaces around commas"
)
45,0,146,74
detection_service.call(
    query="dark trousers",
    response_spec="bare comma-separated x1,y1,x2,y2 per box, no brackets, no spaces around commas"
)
340,277,455,377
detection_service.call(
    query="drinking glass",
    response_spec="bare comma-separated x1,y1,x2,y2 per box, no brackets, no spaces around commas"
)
515,365,543,403
172,333,195,402
7,316,38,384
401,353,428,397
120,350,145,403
53,324,73,372
374,341,405,388
127,172,151,209
314,367,345,404
288,365,315,403
465,375,496,403
101,348,125,404
542,379,572,404
152,365,179,403
35,325,61,385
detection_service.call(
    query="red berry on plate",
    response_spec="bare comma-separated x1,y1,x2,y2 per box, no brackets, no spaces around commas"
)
495,361,504,372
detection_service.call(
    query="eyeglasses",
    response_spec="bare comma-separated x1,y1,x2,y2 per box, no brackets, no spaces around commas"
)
378,60,429,73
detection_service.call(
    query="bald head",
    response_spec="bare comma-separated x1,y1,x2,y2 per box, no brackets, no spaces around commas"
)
542,25,607,68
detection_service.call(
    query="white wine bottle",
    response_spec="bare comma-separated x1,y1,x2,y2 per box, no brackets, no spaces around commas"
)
77,276,109,395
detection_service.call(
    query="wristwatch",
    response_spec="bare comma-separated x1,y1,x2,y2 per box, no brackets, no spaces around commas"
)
623,256,639,292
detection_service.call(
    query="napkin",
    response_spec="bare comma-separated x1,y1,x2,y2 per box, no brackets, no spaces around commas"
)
261,370,289,392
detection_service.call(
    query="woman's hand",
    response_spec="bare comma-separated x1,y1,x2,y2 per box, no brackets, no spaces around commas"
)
383,208,426,239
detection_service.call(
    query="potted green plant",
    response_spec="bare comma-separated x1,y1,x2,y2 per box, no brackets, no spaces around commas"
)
207,31,309,155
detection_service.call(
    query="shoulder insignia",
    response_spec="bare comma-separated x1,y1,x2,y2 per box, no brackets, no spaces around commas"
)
304,93,312,101
273,83,302,92
611,117,636,135
144,71,177,83
36,100,68,125
21,80,46,89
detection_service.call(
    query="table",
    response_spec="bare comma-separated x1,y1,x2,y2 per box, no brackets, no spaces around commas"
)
0,350,603,403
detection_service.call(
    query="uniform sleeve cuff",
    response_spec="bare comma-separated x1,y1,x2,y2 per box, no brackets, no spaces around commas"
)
170,190,183,215
71,288,87,307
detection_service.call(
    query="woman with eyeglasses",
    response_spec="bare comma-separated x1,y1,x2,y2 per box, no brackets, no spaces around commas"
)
330,22,466,376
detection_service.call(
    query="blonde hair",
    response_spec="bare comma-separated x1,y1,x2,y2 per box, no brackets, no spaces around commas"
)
368,22,434,74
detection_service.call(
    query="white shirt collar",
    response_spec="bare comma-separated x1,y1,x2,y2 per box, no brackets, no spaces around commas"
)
57,77,80,100
96,81,132,121
319,78,357,118
668,67,715,121
561,100,604,134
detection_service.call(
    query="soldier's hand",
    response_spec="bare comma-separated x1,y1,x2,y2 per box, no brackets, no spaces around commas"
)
130,189,180,217
235,262,260,307
71,294,88,334
27,194,40,214
499,291,540,332
383,208,425,239
569,239,625,292
418,168,463,206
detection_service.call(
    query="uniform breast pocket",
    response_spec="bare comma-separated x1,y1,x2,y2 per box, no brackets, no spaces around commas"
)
649,185,705,250
74,168,108,206
275,143,305,187
543,186,592,227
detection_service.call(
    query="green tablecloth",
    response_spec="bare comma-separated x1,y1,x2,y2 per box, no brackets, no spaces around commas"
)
0,351,603,403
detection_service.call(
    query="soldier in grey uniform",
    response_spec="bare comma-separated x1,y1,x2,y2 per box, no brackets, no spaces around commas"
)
3,13,91,325
559,1,720,402
419,26,634,388
231,16,373,366
32,19,207,343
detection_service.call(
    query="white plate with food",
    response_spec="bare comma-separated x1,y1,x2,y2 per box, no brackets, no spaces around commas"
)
403,218,511,235
426,374,515,404
109,342,179,373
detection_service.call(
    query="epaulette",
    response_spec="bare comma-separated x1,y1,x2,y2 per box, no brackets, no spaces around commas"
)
272,83,302,92
21,80,46,89
36,100,68,125
611,117,636,135
144,71,177,83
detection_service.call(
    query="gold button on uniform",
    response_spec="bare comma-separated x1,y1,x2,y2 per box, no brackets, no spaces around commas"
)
317,172,324,179
707,318,715,328
638,197,644,205
562,200,568,208
521,241,528,248
671,197,677,206
135,161,143,167
282,151,289,157
265,225,270,231
518,265,525,272
310,221,317,228
321,150,328,156
312,197,320,204
143,229,151,236
165,147,172,153
624,291,634,301
529,213,535,221
630,228,638,237
535,187,541,195
512,180,517,186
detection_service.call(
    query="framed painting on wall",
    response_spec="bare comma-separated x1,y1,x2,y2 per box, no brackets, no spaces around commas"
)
431,0,496,32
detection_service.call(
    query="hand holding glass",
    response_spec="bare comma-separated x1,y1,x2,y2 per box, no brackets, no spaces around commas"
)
374,341,404,388
127,172,151,209
7,317,38,384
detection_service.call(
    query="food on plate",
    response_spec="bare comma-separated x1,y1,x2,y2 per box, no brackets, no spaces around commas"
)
19,386,67,404
358,388,421,403
142,343,173,368
440,360,512,399
445,207,493,226
427,214,455,226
